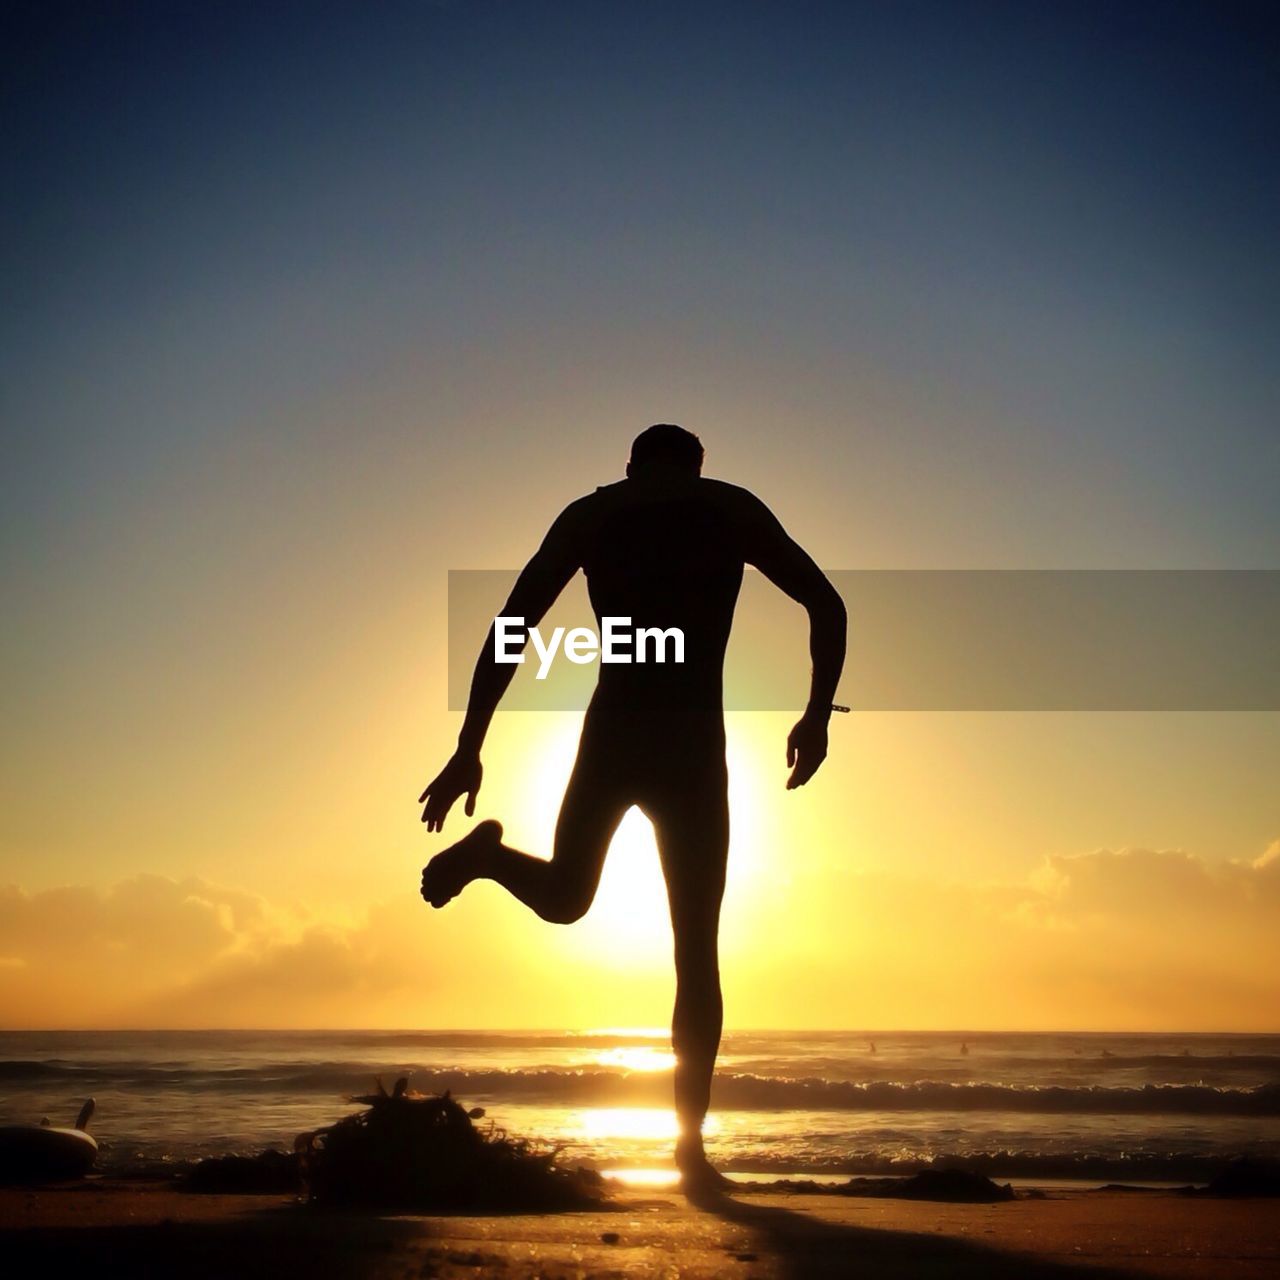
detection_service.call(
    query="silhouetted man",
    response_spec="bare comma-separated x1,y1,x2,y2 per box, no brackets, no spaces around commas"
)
419,424,846,1190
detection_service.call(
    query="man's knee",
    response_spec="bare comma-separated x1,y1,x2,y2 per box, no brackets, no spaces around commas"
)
539,880,595,925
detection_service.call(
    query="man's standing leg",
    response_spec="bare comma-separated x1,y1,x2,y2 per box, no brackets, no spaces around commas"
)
649,766,730,1188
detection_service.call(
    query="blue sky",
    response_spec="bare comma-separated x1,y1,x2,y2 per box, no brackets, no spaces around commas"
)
2,2,1278,1027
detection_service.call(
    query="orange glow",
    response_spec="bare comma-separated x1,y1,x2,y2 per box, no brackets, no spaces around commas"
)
577,1108,720,1143
589,1046,676,1073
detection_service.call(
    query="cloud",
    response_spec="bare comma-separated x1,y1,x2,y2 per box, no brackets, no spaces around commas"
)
2,842,1278,1029
0,875,283,1025
753,841,1280,1030
1031,841,1280,919
0,872,586,1028
0,875,266,976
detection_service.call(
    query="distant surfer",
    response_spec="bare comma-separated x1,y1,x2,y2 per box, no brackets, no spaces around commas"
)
418,425,847,1191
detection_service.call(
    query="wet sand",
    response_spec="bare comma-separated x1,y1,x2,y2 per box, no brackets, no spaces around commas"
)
2,1181,1277,1278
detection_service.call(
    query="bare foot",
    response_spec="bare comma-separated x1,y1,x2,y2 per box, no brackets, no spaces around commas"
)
420,819,503,908
676,1136,733,1195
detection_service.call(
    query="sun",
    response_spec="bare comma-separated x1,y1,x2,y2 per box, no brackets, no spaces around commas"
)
508,714,770,969
511,720,671,962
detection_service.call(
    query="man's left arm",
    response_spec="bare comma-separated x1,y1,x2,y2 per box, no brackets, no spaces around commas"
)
735,490,847,789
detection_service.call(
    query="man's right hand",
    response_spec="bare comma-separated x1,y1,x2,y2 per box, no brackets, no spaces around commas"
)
418,751,483,831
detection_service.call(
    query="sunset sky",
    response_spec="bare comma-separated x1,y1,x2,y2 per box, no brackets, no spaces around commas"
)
3,1,1277,1030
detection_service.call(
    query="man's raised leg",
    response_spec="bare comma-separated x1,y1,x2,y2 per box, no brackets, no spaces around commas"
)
421,758,628,924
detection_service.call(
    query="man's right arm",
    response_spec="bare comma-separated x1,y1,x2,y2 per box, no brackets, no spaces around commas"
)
418,500,587,830
732,487,847,789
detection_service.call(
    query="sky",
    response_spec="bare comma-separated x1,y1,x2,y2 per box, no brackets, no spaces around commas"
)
2,0,1278,1030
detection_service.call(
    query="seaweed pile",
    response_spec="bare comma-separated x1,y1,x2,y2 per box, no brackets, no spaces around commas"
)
295,1077,608,1212
1184,1157,1280,1198
185,1148,300,1194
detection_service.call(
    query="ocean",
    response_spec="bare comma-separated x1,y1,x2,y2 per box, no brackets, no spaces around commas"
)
3,1030,1277,1185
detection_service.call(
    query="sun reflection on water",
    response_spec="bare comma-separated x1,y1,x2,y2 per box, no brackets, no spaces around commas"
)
577,1107,719,1142
591,1045,676,1072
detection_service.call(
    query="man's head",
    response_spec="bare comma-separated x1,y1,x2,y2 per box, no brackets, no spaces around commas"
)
627,423,704,478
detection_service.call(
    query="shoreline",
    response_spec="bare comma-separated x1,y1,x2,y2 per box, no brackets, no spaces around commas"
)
3,1177,1278,1278
600,1168,1212,1191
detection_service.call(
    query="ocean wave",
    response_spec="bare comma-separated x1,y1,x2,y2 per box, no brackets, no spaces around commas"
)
4,1059,1279,1115
1051,1054,1280,1071
711,1150,1273,1182
708,1076,1280,1116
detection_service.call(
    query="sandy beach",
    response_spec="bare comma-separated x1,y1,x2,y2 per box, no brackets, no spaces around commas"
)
3,1181,1278,1279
